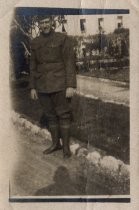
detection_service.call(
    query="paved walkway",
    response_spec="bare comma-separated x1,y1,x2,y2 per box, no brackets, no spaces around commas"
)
77,75,129,106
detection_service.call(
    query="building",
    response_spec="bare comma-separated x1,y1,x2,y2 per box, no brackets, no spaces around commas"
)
55,14,129,36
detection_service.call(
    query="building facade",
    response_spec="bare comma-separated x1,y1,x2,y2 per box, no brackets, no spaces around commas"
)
55,14,129,36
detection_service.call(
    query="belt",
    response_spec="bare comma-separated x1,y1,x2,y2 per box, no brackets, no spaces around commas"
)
38,61,63,64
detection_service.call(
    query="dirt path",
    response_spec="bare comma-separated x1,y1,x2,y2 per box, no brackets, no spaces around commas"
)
10,129,89,196
10,127,128,197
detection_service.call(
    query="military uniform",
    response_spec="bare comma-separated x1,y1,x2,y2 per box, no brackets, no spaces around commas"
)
30,30,77,157
30,30,76,91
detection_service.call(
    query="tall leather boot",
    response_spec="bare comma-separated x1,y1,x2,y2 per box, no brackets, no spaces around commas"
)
43,125,62,155
60,125,71,158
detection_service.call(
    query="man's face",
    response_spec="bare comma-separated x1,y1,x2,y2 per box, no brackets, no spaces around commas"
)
39,18,52,34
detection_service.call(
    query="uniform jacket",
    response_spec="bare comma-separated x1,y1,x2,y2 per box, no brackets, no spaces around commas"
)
30,30,77,93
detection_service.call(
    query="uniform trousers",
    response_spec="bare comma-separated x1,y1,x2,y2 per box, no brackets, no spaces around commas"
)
38,90,72,128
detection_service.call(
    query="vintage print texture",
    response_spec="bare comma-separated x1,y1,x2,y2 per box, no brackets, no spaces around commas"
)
9,7,130,200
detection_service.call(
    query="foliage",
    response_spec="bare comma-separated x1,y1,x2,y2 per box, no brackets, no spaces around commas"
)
10,14,129,79
10,15,67,78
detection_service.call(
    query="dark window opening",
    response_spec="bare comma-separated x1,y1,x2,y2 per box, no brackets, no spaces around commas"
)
80,19,86,33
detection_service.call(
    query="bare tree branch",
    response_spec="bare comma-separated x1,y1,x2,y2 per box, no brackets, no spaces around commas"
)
13,18,32,39
21,41,31,56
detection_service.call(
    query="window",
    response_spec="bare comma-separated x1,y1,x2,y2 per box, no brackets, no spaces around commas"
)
62,19,67,33
98,18,104,32
80,19,86,33
117,16,123,28
62,24,66,32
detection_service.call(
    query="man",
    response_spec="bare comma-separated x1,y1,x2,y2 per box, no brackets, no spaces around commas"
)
30,16,77,158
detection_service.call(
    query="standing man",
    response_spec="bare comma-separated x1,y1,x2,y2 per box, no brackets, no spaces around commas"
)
30,16,77,158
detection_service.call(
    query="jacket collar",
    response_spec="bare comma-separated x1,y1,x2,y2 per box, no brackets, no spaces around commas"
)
41,29,54,38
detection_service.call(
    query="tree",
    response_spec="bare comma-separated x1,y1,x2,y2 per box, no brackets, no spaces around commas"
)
10,15,67,79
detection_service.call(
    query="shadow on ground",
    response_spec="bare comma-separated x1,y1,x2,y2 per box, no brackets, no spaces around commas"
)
11,128,129,196
35,166,80,195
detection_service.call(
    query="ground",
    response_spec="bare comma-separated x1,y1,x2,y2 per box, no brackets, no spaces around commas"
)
11,75,129,163
10,75,130,196
77,75,129,106
79,67,129,83
10,126,129,196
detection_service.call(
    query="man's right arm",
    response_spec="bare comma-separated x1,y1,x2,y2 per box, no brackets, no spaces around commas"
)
31,88,38,100
30,42,38,100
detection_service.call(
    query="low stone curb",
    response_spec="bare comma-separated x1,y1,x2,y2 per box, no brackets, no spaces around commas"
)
11,111,130,182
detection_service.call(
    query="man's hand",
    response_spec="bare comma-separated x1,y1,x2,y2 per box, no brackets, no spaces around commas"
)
66,87,76,98
31,89,38,100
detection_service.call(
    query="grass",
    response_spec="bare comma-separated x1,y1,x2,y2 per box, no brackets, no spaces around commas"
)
11,80,129,164
71,96,129,163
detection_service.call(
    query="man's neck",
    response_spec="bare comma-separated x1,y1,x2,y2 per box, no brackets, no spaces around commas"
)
41,29,53,37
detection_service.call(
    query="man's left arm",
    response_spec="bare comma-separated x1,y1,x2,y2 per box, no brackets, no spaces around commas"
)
62,36,77,97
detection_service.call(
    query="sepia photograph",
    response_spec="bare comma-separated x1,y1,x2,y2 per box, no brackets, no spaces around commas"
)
9,7,130,201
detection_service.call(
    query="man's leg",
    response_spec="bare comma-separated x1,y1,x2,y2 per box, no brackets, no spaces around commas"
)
59,118,71,158
44,124,62,154
38,93,62,154
53,91,72,158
